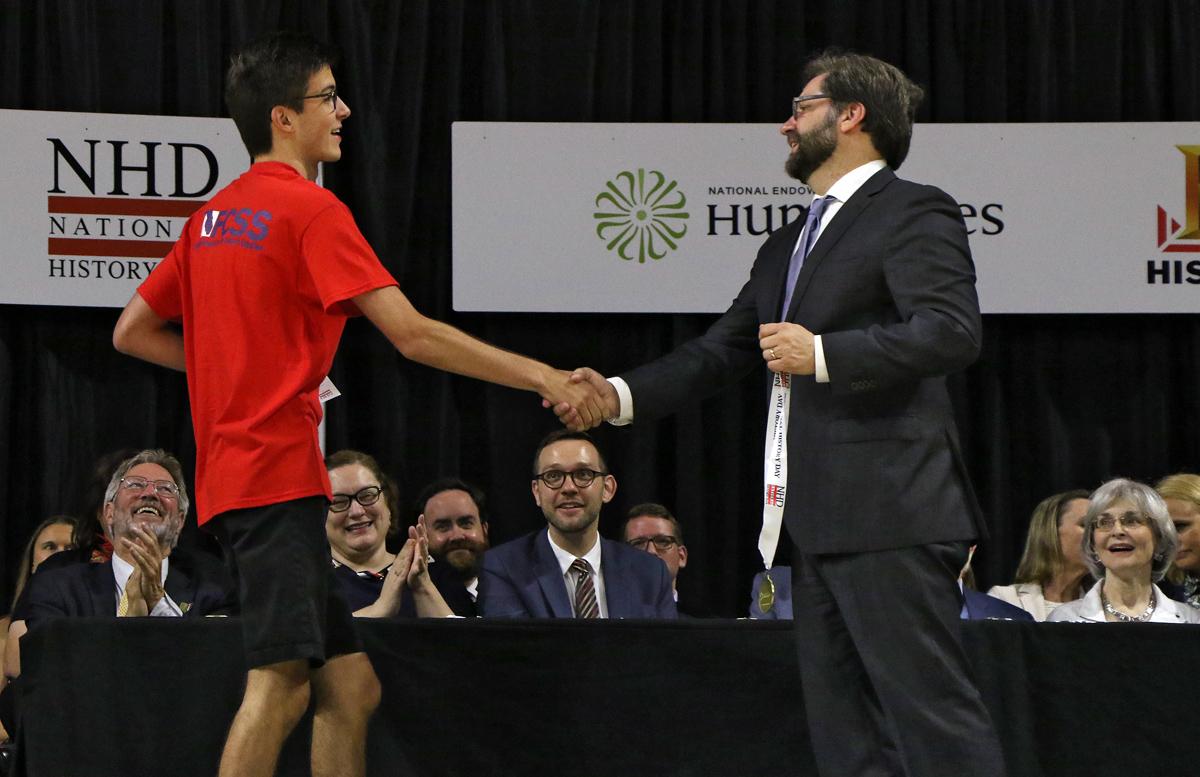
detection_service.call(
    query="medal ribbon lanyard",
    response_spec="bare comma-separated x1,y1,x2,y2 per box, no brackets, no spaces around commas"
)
759,371,790,572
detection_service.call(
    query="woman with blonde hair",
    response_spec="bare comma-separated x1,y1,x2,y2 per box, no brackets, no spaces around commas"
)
988,489,1090,620
1156,472,1200,608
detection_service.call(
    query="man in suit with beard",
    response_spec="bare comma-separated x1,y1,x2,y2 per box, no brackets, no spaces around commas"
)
415,477,491,616
559,50,1005,777
16,450,230,671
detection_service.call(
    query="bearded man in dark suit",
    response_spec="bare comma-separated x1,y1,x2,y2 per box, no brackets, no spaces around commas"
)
11,450,230,681
560,51,1005,777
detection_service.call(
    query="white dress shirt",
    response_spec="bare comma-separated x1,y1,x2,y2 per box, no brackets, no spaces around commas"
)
608,159,888,422
544,529,608,618
111,552,182,617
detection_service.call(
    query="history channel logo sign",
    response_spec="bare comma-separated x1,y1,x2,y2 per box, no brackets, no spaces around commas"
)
1150,144,1200,284
592,168,689,263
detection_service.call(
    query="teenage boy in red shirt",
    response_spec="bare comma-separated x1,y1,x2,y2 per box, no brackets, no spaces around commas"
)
113,31,603,777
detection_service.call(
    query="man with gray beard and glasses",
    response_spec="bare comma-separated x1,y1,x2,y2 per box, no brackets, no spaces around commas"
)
9,450,231,678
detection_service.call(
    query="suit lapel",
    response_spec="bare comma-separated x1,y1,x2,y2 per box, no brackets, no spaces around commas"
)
599,539,631,619
91,562,117,616
533,531,573,618
784,168,894,321
164,563,196,615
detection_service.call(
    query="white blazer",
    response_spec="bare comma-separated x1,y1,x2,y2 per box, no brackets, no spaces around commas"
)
1046,581,1200,624
987,583,1065,622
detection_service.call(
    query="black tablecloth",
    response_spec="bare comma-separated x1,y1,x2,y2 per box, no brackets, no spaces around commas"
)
15,618,1200,776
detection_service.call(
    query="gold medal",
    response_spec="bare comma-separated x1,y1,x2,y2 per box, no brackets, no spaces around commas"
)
757,572,776,614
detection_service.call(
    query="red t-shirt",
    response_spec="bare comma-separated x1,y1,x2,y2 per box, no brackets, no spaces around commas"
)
139,162,397,524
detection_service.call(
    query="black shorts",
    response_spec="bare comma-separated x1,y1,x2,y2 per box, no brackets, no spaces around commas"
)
208,495,361,668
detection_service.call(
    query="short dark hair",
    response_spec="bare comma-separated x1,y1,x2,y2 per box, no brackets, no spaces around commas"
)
325,449,401,538
225,31,339,157
413,477,488,525
71,447,139,550
624,502,683,543
531,429,608,475
801,49,924,169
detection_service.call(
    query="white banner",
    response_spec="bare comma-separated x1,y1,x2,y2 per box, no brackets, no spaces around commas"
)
452,121,1200,313
0,109,249,307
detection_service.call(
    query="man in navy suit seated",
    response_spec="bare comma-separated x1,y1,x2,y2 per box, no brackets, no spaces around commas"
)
13,449,230,676
478,430,676,619
958,546,1032,621
960,586,1033,621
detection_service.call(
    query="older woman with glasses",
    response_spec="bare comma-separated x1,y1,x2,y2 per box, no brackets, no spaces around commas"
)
325,449,451,618
1048,478,1200,624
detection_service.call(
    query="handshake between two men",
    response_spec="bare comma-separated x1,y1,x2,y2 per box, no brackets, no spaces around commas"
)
545,321,817,430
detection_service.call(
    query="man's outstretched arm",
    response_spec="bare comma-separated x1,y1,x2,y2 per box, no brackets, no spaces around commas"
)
353,286,605,429
113,292,186,371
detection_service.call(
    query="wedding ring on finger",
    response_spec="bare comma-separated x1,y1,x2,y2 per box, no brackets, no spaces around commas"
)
769,348,778,360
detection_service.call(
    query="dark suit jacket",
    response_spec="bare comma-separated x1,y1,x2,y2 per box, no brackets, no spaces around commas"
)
395,558,478,618
24,558,232,627
478,530,677,618
960,586,1034,621
622,167,984,554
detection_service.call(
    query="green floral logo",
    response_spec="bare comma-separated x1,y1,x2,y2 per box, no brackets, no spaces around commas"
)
593,169,689,263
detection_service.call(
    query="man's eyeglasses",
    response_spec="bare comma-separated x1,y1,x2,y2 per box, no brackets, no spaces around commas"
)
1094,512,1148,532
303,87,340,112
533,469,606,489
628,535,679,552
792,93,830,121
120,476,180,499
330,485,383,513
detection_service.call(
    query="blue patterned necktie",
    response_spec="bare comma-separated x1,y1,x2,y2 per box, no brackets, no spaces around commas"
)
570,558,599,619
780,195,831,317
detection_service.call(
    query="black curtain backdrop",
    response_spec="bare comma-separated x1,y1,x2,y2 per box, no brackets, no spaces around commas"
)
2,0,1199,617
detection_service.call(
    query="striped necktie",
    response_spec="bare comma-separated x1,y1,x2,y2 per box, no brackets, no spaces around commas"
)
570,558,600,619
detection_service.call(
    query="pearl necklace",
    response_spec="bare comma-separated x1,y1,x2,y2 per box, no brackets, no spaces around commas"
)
1101,586,1156,623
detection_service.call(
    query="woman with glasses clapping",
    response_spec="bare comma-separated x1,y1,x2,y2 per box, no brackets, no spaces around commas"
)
325,450,452,618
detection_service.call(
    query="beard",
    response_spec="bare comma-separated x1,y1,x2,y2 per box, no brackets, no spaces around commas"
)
110,499,182,552
438,542,487,578
784,108,838,183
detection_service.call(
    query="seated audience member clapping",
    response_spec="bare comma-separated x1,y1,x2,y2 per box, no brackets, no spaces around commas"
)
1156,473,1200,608
988,490,1091,621
325,450,452,617
415,477,491,616
1048,478,1200,624
12,450,231,678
